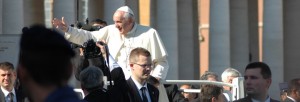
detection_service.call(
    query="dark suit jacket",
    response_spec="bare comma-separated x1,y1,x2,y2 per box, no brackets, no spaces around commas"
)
83,89,108,102
127,77,159,102
0,88,24,102
283,97,296,102
108,67,130,102
164,84,186,102
234,96,280,102
108,66,159,102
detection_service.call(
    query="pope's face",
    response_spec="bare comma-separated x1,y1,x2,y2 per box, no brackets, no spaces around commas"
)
113,11,133,35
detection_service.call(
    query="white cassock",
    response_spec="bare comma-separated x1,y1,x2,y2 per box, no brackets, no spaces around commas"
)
65,23,169,80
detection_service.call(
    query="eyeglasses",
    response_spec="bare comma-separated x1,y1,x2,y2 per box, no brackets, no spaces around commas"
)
134,63,153,68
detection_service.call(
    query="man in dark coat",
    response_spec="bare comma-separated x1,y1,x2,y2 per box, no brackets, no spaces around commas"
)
79,66,108,102
234,62,279,102
97,43,159,102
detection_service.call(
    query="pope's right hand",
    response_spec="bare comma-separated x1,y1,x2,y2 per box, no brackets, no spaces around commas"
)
52,17,68,32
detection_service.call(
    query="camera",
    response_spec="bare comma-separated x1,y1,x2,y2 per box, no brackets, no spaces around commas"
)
74,39,110,82
82,39,101,59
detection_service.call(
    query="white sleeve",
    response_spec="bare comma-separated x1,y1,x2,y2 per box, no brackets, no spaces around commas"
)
149,29,169,80
151,56,169,80
64,26,105,45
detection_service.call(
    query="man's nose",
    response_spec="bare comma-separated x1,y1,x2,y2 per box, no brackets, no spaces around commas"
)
4,75,8,79
245,79,251,84
145,67,151,71
115,24,120,27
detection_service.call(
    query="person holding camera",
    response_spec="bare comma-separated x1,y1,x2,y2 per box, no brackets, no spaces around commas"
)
52,6,169,81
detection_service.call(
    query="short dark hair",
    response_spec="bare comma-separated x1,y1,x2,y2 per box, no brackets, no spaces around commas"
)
79,66,104,92
19,25,75,86
129,47,151,64
200,84,223,102
0,62,14,71
287,78,300,95
245,62,272,79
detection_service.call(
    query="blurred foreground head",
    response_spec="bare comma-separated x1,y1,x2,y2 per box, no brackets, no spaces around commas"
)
18,25,75,87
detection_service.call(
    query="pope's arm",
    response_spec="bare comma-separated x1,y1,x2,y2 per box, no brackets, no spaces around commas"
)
64,26,107,45
52,17,106,45
152,57,169,80
150,30,169,80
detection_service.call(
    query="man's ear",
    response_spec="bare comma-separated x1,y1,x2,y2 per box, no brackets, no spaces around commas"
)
266,78,272,88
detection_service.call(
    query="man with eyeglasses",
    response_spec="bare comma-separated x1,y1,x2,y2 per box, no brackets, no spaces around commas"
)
97,44,159,102
126,47,159,102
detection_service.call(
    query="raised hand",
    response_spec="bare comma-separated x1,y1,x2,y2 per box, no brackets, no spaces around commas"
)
52,17,68,32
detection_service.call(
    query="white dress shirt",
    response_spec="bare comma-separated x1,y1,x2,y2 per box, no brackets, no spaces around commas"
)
1,86,16,102
131,77,151,102
251,96,271,102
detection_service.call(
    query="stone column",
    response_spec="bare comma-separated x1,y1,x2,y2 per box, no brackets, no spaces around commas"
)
248,0,259,63
263,0,283,100
0,0,2,34
23,0,45,27
44,0,53,28
2,0,24,34
209,0,230,76
53,0,76,26
177,0,199,79
125,0,139,23
150,0,157,28
77,0,86,22
88,0,104,21
152,0,178,79
103,0,125,24
283,0,300,82
210,0,257,76
229,0,258,74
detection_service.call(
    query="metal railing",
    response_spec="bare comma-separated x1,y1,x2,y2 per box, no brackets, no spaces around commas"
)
161,77,245,101
75,77,245,101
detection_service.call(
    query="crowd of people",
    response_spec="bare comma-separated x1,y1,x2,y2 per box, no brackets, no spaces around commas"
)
0,6,299,102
